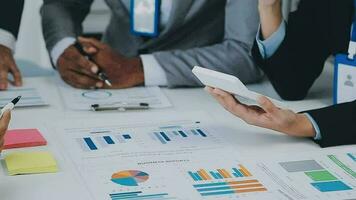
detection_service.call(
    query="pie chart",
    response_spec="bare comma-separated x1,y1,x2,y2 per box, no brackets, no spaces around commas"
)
111,170,149,186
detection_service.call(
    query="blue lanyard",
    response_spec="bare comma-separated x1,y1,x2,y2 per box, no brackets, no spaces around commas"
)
352,0,356,41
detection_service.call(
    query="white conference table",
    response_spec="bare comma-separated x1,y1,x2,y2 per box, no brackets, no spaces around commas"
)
0,61,353,200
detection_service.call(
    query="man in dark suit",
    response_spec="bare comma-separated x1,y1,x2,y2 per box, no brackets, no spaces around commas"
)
207,0,356,148
0,0,24,90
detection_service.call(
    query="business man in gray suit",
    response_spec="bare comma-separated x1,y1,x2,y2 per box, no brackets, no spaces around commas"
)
41,0,262,89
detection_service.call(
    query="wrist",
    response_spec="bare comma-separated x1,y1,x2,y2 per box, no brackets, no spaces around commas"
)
291,114,316,138
259,2,283,40
129,57,145,86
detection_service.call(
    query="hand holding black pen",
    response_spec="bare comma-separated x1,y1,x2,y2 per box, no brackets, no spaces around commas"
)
73,41,112,87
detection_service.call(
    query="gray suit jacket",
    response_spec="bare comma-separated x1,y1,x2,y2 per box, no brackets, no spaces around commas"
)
41,0,263,87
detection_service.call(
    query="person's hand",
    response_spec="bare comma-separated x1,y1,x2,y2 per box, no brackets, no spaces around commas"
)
0,111,11,153
57,44,104,89
78,37,144,89
206,87,316,138
0,44,22,90
258,0,282,40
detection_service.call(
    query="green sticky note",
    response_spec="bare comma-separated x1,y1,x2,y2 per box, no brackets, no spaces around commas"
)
5,151,58,176
305,170,337,182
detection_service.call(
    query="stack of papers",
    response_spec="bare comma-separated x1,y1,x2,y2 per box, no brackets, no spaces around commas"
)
5,151,58,176
4,129,47,149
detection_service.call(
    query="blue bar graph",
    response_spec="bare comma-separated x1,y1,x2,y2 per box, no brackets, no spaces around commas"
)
201,190,236,196
232,168,243,177
103,136,115,144
84,137,98,150
122,134,131,139
196,129,207,137
311,181,352,192
154,132,167,144
189,172,200,181
193,172,203,181
191,130,199,135
160,132,171,141
178,131,188,137
347,153,356,162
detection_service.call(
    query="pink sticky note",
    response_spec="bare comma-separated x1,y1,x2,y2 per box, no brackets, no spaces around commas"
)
4,129,47,149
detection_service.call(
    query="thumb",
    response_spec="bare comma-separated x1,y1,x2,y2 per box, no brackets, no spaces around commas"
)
258,96,278,115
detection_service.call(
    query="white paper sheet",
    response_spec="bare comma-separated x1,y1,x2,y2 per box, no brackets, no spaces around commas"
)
50,111,292,200
56,78,172,110
248,148,356,200
0,83,49,108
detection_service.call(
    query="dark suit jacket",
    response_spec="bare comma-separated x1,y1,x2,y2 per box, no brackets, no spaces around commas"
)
0,0,24,39
252,0,356,147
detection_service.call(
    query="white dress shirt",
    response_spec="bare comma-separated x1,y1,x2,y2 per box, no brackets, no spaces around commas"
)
0,28,16,52
51,0,173,86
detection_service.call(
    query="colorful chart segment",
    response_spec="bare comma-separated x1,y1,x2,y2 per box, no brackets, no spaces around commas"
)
347,153,356,162
279,160,353,193
111,170,149,186
110,191,175,200
193,180,267,196
188,165,252,181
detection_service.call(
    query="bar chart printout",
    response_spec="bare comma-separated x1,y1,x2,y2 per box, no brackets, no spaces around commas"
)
188,165,252,181
279,160,352,192
189,165,267,197
152,127,208,145
109,191,176,200
77,134,133,151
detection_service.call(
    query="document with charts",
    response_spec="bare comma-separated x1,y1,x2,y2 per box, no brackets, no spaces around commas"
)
51,111,291,200
0,79,49,108
56,77,171,110
248,148,356,200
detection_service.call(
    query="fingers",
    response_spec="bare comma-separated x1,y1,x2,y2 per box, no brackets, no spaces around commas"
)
0,66,8,90
78,37,106,50
61,45,99,74
61,69,104,89
206,87,249,118
81,42,98,55
257,96,278,115
9,64,23,87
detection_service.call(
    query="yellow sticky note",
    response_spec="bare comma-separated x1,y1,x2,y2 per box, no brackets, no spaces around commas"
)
5,151,58,176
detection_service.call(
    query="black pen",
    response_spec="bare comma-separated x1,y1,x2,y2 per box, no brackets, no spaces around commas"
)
73,41,112,87
0,96,21,119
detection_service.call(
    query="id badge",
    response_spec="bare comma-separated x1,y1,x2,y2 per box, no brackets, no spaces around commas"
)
333,54,356,104
130,0,160,37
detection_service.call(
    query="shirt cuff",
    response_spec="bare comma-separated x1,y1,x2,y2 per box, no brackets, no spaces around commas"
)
140,54,168,86
0,28,16,53
304,113,322,140
50,37,76,67
256,21,286,59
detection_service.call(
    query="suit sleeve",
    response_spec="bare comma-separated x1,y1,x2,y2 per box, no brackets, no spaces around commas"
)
305,101,356,148
252,0,331,100
40,0,93,52
153,0,263,87
0,0,24,38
